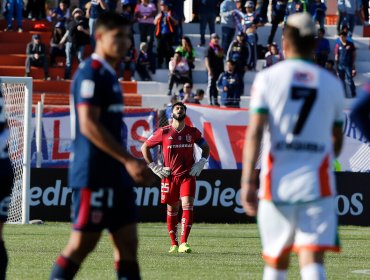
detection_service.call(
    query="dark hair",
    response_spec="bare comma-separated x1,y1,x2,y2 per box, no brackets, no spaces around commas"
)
283,25,316,57
226,59,235,65
172,102,187,111
318,28,325,34
196,89,205,96
96,11,131,31
182,36,194,50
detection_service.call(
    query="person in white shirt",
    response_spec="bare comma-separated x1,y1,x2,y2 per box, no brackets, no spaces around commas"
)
241,13,345,280
167,51,190,96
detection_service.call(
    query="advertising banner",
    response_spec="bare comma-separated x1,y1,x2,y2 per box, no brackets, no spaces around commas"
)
30,169,370,226
30,106,370,171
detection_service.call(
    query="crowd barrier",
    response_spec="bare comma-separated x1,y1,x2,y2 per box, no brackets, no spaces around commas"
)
30,168,370,226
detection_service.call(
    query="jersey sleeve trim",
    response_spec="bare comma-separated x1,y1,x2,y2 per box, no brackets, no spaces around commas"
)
251,108,269,114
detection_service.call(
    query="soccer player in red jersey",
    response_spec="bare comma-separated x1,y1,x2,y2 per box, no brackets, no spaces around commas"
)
141,102,210,253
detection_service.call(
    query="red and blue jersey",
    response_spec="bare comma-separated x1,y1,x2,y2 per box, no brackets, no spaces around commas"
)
69,53,132,189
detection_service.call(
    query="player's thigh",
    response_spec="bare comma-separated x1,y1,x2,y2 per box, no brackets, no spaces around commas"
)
161,176,181,205
110,223,138,260
64,230,102,254
179,176,196,199
295,197,339,254
257,200,296,266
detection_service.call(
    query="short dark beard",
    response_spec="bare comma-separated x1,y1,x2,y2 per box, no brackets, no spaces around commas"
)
173,113,186,121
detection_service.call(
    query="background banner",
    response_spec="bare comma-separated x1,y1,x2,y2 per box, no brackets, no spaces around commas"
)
30,169,370,226
29,105,370,171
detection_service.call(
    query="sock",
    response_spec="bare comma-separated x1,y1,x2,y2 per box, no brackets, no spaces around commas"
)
180,206,193,244
166,211,178,246
0,240,8,280
300,263,326,280
263,265,287,280
115,260,140,280
49,255,80,280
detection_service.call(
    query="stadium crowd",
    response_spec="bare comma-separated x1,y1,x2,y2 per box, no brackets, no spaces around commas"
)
1,0,369,105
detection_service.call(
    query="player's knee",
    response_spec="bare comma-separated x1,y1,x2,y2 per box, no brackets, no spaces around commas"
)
265,254,290,270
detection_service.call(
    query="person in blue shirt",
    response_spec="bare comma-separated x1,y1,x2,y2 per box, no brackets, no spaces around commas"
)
0,88,14,280
334,30,356,98
49,12,154,280
268,0,288,45
314,27,330,67
350,81,370,141
217,60,243,108
86,0,107,48
310,0,326,29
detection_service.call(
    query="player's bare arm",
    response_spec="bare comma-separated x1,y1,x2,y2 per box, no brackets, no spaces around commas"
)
240,113,267,217
332,124,343,158
199,142,210,159
78,104,154,186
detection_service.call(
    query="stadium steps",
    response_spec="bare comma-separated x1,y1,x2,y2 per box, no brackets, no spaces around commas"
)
0,30,51,43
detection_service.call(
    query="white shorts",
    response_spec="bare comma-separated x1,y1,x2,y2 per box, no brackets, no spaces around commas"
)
257,197,340,264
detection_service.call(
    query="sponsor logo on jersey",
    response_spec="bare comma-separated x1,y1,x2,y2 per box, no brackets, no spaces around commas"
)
293,71,314,83
168,136,173,140
80,80,95,98
167,144,193,149
186,134,192,142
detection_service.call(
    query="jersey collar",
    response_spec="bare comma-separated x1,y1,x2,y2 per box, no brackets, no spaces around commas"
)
91,53,116,76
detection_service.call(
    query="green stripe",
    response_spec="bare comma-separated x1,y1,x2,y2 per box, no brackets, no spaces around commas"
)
251,108,269,114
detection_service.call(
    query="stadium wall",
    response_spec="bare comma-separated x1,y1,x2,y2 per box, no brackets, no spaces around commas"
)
30,169,370,226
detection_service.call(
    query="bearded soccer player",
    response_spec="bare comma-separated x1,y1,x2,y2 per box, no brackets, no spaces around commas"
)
240,13,345,280
0,86,14,280
49,12,154,280
141,102,210,253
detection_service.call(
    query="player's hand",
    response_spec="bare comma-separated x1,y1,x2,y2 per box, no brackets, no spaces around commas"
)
148,162,171,179
240,181,258,217
125,158,156,186
189,158,207,177
352,69,356,77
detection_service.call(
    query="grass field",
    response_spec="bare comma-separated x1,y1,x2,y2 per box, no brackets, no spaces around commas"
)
3,223,370,279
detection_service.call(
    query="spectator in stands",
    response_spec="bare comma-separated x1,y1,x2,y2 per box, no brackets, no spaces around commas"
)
325,59,337,76
362,0,369,25
179,83,197,103
86,0,107,48
136,42,152,81
227,31,249,91
256,0,269,23
335,30,357,98
241,1,265,31
220,0,237,54
25,34,49,80
337,0,362,37
285,0,306,20
3,0,23,32
122,0,137,18
105,0,117,11
26,0,46,20
154,0,178,68
205,33,224,106
197,0,218,47
168,51,190,96
264,42,283,68
267,0,287,45
50,22,66,67
120,45,137,81
171,0,185,46
60,8,90,79
217,60,243,108
135,0,157,50
310,0,327,29
176,36,196,82
315,27,330,67
49,0,70,29
194,88,205,104
245,26,258,70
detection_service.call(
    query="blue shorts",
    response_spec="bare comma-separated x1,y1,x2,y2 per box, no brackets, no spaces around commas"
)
71,186,137,233
0,158,13,222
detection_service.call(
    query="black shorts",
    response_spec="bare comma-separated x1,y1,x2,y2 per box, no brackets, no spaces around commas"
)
0,158,14,222
71,186,137,233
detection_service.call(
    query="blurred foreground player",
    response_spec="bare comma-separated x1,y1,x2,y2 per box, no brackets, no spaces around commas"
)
141,102,210,253
49,12,154,280
350,81,370,141
240,13,345,280
0,85,14,280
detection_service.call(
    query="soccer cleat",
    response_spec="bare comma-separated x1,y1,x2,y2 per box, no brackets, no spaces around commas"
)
168,245,178,253
178,242,192,253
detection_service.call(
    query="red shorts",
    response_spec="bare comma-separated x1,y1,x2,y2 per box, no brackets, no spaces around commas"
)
160,175,196,205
